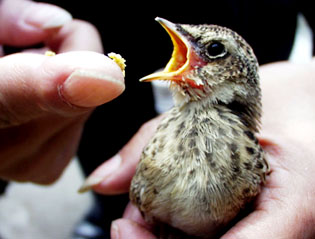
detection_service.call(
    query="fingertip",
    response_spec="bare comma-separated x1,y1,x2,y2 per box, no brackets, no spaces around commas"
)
61,68,125,107
123,202,142,220
123,202,149,229
111,219,156,239
78,154,124,194
22,2,72,30
0,0,72,46
41,51,125,109
92,154,135,195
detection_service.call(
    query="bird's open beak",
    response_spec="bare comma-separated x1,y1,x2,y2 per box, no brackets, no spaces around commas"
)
140,18,200,84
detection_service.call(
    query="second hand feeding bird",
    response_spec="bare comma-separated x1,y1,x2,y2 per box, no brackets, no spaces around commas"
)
130,18,269,238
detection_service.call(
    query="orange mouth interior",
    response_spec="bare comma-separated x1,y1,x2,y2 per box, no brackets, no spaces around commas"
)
163,26,188,75
139,18,190,82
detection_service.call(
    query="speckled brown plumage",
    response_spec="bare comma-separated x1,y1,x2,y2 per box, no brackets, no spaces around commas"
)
130,18,269,239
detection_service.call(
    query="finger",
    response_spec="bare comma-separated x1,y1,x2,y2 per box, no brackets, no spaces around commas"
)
47,19,104,53
123,202,148,228
79,115,164,194
222,143,313,239
221,209,273,239
0,51,125,128
221,205,311,239
0,115,86,184
111,219,156,239
0,0,72,46
20,20,103,54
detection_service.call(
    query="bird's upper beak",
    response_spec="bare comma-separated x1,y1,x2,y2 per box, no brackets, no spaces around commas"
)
140,18,204,86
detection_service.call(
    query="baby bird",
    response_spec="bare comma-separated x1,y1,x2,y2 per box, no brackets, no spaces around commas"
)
130,18,269,238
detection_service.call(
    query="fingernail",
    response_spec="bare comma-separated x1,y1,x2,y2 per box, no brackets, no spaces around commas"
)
23,2,72,29
111,220,120,239
61,69,125,107
78,176,104,193
78,154,122,193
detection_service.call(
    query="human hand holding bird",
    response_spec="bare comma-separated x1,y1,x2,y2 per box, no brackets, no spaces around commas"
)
83,19,315,239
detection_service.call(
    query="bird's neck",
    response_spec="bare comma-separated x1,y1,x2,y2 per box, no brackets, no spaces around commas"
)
170,82,210,108
176,94,261,133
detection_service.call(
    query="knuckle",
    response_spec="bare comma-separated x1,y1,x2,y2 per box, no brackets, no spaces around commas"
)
0,97,22,128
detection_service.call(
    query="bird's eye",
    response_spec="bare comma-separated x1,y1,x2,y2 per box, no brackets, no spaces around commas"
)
206,42,226,58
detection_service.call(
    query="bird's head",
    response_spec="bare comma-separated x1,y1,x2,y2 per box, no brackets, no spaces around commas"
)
141,18,261,116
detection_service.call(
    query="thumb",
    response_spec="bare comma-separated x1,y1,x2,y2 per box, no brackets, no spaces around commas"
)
221,206,302,239
222,141,311,239
0,0,72,46
0,51,125,127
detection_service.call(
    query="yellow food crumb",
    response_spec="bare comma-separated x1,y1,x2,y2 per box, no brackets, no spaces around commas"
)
45,51,56,56
108,52,126,76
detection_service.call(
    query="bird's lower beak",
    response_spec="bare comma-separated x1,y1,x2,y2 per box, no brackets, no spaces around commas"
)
140,17,194,83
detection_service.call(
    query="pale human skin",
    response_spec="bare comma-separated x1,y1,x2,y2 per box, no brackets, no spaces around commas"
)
87,59,315,239
0,0,125,184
